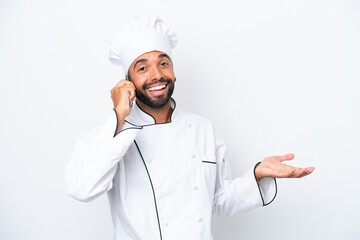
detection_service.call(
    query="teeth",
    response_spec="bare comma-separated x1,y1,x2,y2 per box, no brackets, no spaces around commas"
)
148,84,166,91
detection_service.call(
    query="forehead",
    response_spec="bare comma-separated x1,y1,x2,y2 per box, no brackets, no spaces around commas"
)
131,51,170,66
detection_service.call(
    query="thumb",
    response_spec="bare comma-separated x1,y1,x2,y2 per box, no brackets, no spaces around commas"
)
279,153,295,162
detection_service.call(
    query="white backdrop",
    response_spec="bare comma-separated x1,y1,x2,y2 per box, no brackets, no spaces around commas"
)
1,0,359,239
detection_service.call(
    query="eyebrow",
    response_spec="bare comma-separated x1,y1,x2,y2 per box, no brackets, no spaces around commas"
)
133,53,172,70
158,53,173,66
158,53,171,60
133,59,148,70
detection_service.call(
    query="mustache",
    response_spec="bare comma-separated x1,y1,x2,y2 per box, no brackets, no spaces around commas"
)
142,78,173,90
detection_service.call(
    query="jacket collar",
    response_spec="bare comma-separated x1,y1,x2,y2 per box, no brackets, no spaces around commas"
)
125,98,177,126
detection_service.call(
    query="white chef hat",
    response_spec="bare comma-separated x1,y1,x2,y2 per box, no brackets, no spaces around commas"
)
108,15,178,77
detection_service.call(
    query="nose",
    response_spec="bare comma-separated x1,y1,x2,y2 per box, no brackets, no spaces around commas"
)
150,65,164,81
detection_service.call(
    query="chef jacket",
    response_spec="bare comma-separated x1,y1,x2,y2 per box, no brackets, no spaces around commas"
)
64,99,277,240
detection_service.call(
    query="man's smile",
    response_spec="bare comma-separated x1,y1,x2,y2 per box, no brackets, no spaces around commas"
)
143,79,172,97
147,83,167,92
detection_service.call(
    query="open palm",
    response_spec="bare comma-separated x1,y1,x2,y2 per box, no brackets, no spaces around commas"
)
255,153,315,181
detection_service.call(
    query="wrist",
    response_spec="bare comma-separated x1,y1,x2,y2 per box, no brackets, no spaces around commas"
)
254,162,263,181
114,106,129,120
113,108,127,136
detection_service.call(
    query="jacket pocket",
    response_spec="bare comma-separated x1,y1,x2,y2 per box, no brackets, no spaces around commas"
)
200,156,217,197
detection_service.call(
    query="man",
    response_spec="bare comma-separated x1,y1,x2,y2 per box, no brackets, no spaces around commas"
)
64,15,314,240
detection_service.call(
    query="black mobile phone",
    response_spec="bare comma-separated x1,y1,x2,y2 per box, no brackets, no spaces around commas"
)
126,75,134,108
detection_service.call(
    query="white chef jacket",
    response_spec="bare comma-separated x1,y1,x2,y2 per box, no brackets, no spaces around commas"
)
64,99,277,240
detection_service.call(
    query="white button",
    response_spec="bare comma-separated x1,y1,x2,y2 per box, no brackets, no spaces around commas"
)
192,154,196,159
188,124,192,128
198,218,203,223
163,222,168,227
193,186,198,190
147,158,154,163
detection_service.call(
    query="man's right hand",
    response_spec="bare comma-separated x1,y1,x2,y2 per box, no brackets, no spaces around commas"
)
110,79,136,134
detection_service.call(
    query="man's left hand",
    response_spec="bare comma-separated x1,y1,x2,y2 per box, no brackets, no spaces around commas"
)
254,153,315,181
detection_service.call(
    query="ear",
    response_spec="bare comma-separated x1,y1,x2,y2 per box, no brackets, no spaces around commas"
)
126,71,132,82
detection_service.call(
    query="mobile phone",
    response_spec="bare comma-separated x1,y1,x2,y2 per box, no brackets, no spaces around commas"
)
126,75,134,108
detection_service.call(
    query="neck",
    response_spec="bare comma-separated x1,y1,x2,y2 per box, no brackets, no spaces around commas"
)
136,99,173,124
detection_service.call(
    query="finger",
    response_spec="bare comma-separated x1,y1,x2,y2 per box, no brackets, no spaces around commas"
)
119,85,136,101
300,167,315,177
275,168,294,178
123,82,136,96
114,79,129,88
289,167,315,178
283,166,297,177
129,88,136,101
279,153,295,162
111,80,128,94
110,85,133,100
293,168,306,178
114,80,136,91
293,169,309,178
124,81,136,90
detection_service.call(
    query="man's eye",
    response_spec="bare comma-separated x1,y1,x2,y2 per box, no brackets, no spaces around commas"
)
138,66,146,71
160,62,169,66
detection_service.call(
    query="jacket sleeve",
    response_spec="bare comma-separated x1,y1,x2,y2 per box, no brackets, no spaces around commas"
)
64,110,142,202
212,126,277,216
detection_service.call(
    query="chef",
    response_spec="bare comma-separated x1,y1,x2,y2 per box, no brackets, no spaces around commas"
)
64,15,315,240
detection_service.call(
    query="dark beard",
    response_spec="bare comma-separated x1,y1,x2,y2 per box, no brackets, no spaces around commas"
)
132,77,175,109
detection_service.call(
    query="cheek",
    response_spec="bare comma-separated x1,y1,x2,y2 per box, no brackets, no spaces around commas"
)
130,75,147,89
162,68,175,80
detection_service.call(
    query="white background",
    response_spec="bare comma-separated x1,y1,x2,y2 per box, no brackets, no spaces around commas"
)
1,0,359,239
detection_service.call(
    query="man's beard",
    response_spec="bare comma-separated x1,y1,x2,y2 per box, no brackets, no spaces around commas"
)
133,77,175,109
